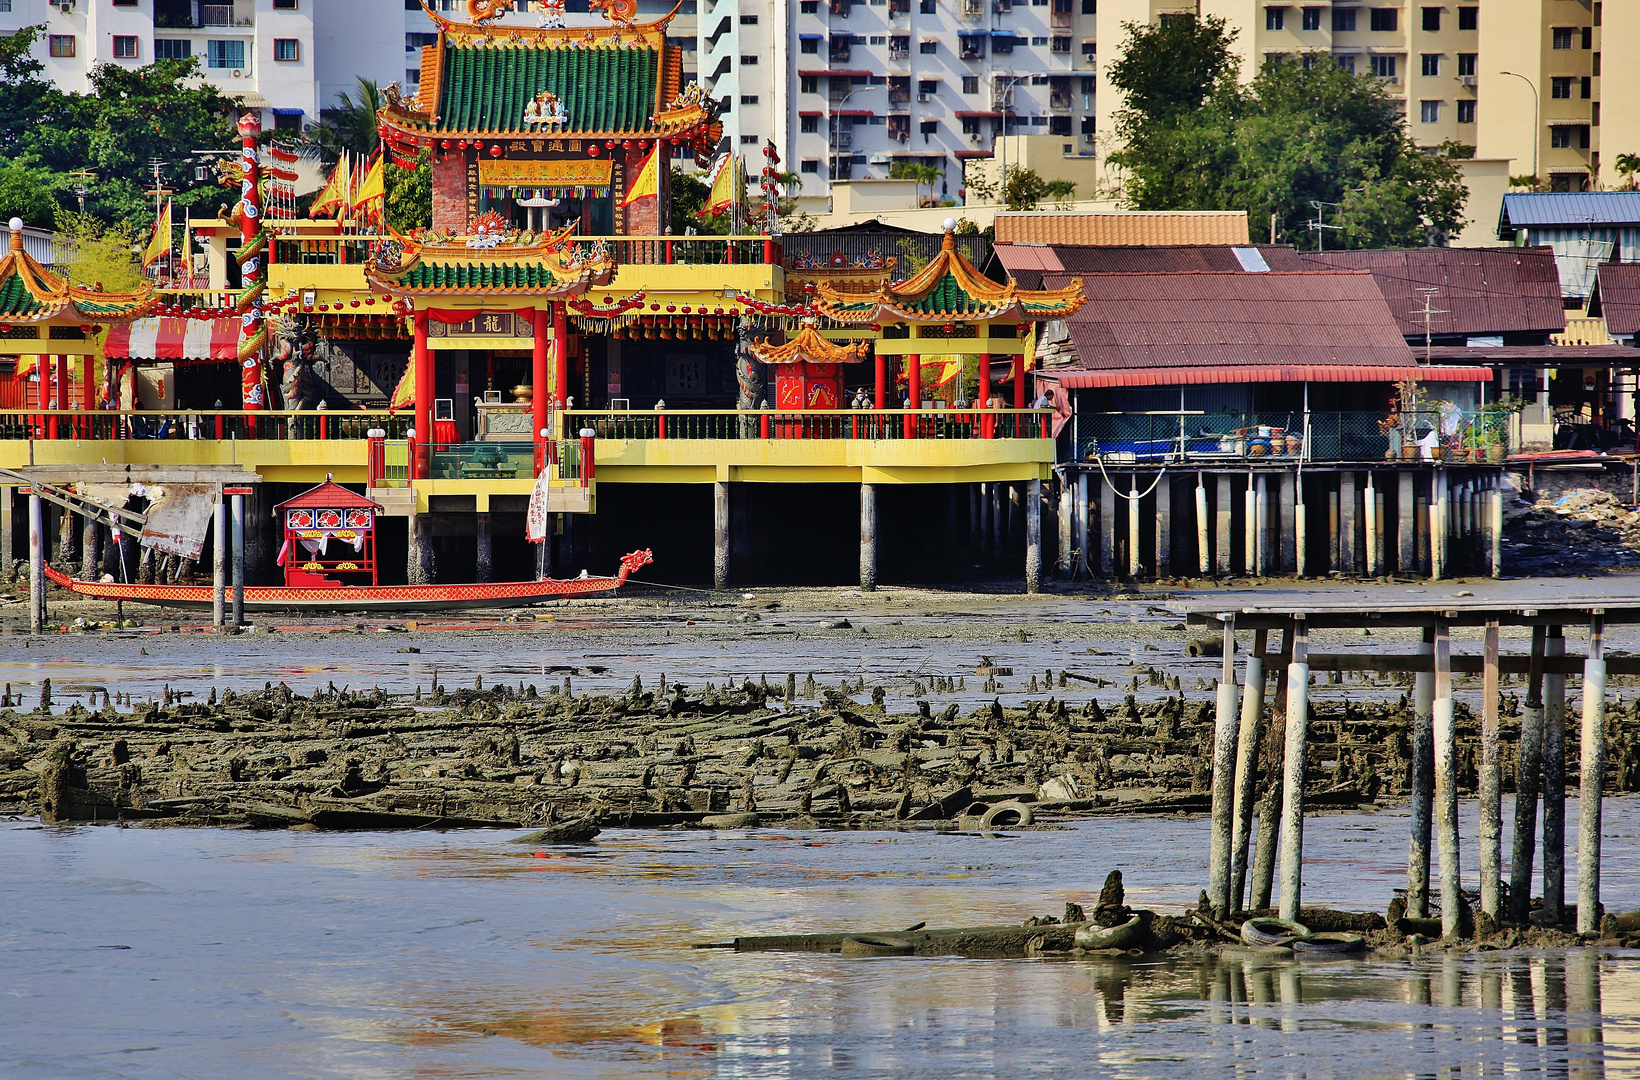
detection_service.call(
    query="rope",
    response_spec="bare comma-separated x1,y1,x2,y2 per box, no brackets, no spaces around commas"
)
1091,452,1167,502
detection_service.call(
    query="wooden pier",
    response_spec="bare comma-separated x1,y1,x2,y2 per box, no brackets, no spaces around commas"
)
1184,582,1640,937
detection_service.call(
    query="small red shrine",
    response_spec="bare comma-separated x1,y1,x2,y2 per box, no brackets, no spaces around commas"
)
274,481,384,587
750,321,870,410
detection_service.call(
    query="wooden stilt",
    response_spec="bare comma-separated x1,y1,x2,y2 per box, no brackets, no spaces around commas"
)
1544,626,1566,924
1025,477,1042,593
1276,617,1311,921
1207,614,1240,919
1398,471,1415,573
1480,619,1502,921
1250,628,1290,912
1408,625,1436,919
1230,628,1269,914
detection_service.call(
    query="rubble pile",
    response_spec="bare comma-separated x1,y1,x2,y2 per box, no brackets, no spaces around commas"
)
5,673,1639,830
1503,488,1640,574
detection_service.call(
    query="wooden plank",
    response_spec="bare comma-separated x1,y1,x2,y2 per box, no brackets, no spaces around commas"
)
1256,652,1640,676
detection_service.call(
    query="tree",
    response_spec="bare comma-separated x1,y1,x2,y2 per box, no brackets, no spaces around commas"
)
1106,20,1467,248
889,161,942,206
56,212,142,293
306,78,383,164
1614,153,1640,190
0,162,60,228
385,148,432,232
669,166,730,235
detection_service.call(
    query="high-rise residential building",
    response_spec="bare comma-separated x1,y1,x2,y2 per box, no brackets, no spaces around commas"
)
715,0,1099,201
1094,0,1640,199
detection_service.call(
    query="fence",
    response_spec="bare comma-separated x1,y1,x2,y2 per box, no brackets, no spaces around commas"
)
559,407,1051,441
1077,410,1516,465
0,409,409,442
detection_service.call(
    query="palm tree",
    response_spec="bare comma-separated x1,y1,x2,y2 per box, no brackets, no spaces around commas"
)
1616,153,1640,190
304,78,382,165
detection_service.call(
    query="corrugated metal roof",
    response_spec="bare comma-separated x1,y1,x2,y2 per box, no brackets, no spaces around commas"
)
1039,270,1416,372
990,243,1303,289
994,211,1250,247
1298,247,1565,338
1041,364,1491,388
1594,264,1640,336
1501,192,1640,228
1423,344,1640,362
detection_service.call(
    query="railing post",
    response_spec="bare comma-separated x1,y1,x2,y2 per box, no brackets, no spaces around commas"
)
665,237,674,264
366,428,386,486
761,411,770,440
764,236,774,265
579,426,596,487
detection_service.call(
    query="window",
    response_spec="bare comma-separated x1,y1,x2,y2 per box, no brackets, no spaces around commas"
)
740,134,759,143
407,32,438,53
739,95,757,105
1301,53,1317,69
1581,125,1591,149
1029,115,1046,126
1336,53,1355,73
1457,6,1475,29
1369,8,1397,31
961,116,982,133
1419,100,1440,123
962,74,978,93
920,0,936,11
800,38,818,52
1030,73,1048,84
48,35,75,58
1371,55,1396,77
113,36,139,59
1456,52,1475,76
1551,76,1572,99
1266,6,1284,30
1421,6,1439,31
920,119,938,134
800,0,818,10
1302,7,1321,30
1420,53,1439,76
739,13,757,21
208,40,246,68
0,0,12,10
1332,8,1356,31
273,0,298,8
1552,27,1574,49
919,39,936,53
1594,52,1600,75
1456,99,1475,123
801,159,819,173
273,110,302,131
274,38,300,61
1581,26,1592,49
1551,126,1571,148
918,78,938,93
1049,115,1070,135
1031,35,1048,45
1581,76,1591,98
739,54,758,63
113,0,137,5
154,39,190,59
1082,0,1095,11
1051,35,1071,52
800,114,818,132
800,75,818,92
869,34,886,43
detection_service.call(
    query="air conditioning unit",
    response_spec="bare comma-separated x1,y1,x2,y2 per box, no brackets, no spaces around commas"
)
1382,75,1398,85
969,131,980,141
231,69,243,77
1459,75,1476,87
917,92,930,101
49,0,74,12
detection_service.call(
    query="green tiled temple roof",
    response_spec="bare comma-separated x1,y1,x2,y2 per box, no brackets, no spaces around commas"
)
399,259,572,290
0,276,48,318
437,45,659,136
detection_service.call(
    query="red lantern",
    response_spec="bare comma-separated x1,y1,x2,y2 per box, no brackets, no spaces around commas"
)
681,305,691,314
587,144,601,157
351,300,361,308
318,303,329,312
473,140,483,149
365,297,375,305
458,140,469,149
441,139,451,149
666,304,675,312
489,145,502,157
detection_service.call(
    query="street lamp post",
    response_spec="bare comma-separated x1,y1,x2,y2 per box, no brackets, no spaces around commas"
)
994,73,1029,191
1499,70,1540,185
828,86,881,181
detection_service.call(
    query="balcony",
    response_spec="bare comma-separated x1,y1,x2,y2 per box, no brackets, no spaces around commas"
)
830,41,853,62
1049,90,1072,110
1076,410,1515,465
889,47,909,60
201,4,255,27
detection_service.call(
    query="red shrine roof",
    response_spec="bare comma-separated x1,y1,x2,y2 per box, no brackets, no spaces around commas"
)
275,481,383,513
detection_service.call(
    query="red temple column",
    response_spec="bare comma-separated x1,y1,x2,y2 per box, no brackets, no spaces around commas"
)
874,350,886,410
1012,352,1026,411
533,305,550,474
52,354,68,438
412,311,431,479
552,302,568,409
905,353,921,439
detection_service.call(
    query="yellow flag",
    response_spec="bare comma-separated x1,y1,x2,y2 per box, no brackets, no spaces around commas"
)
620,143,661,206
389,351,415,409
309,153,349,219
698,154,738,218
352,153,385,211
142,199,172,269
926,357,963,388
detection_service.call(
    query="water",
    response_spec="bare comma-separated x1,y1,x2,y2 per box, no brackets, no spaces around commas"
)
6,805,1640,1079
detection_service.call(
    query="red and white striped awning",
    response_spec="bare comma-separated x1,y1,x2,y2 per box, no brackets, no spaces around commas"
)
104,317,239,361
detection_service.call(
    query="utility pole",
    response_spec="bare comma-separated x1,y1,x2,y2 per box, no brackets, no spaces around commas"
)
1414,287,1450,366
1308,199,1341,251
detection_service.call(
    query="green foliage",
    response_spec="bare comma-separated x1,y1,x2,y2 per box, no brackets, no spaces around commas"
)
385,148,432,232
1045,179,1077,210
1613,154,1640,190
670,167,730,235
0,27,237,232
0,161,60,227
306,79,383,163
1107,23,1468,248
889,161,943,206
56,212,142,293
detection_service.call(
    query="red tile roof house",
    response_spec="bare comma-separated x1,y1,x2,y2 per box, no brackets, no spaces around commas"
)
1028,269,1496,580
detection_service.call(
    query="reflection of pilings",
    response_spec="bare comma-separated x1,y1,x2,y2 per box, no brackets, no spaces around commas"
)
1513,624,1548,924
1246,963,1275,1030
1230,628,1268,914
1480,619,1503,920
1512,960,1538,1050
1433,620,1462,938
1578,615,1607,936
1544,626,1567,925
1278,967,1300,1033
1207,616,1240,920
1408,626,1436,919
1568,950,1606,1080
1276,617,1311,921
1544,957,1569,1067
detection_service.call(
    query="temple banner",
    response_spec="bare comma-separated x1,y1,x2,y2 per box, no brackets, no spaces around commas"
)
477,159,614,188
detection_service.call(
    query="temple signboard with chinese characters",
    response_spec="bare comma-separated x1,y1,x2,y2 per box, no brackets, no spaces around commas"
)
425,311,536,349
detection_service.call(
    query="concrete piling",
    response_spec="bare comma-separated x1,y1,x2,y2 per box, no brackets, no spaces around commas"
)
231,491,245,628
1207,615,1240,919
859,482,877,592
1279,473,1296,574
1215,474,1232,576
1255,473,1268,577
1230,628,1268,914
27,491,42,634
1479,619,1502,921
1075,472,1090,574
1363,472,1377,577
1339,472,1356,574
475,512,493,584
1578,615,1606,936
1294,480,1306,577
1490,481,1503,578
1407,626,1435,919
1398,471,1415,573
1511,624,1547,924
1243,473,1257,577
1544,626,1566,924
1101,476,1116,576
1155,475,1171,577
1195,475,1210,576
1127,474,1140,578
1432,621,1461,938
212,494,227,629
1056,476,1072,576
1276,617,1311,921
713,481,730,591
1025,478,1042,594
79,511,99,582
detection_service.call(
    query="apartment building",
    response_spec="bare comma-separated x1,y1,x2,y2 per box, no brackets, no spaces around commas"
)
1096,0,1640,195
717,0,1100,199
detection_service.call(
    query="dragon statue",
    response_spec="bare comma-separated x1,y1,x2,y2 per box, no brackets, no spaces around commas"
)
466,0,513,24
